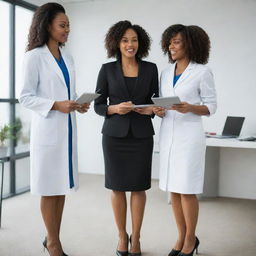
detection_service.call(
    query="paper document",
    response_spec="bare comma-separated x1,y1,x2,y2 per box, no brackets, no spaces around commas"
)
75,93,100,104
151,96,181,108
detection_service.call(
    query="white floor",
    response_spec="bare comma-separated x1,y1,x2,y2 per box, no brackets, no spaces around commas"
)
0,173,256,256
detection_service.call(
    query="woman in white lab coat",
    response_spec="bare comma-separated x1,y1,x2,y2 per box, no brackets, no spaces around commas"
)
153,25,217,256
19,3,89,256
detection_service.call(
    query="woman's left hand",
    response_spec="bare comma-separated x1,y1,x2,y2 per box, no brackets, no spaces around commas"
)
133,106,153,115
171,102,192,113
76,103,90,113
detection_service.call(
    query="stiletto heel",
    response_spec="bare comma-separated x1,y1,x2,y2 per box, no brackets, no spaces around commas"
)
178,237,200,256
43,237,48,253
116,233,129,256
42,237,68,256
128,235,142,256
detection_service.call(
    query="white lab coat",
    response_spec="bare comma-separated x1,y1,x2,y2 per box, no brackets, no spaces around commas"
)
159,62,217,194
19,45,78,196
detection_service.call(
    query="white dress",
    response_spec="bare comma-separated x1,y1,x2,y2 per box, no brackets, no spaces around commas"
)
159,62,217,194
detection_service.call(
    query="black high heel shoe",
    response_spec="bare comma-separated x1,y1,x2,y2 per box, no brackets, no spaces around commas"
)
128,235,141,256
116,233,129,256
168,248,181,256
42,237,68,256
178,237,200,256
42,237,48,252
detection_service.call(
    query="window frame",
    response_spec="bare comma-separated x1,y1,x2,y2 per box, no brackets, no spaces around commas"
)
0,0,37,198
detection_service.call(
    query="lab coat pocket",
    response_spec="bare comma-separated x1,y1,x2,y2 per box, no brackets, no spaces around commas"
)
34,112,58,146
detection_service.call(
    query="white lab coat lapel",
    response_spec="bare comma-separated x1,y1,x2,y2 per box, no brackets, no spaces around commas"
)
173,62,196,90
160,64,176,97
42,45,66,87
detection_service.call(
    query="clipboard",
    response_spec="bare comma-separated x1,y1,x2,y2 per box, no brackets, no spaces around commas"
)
151,96,181,108
75,93,100,104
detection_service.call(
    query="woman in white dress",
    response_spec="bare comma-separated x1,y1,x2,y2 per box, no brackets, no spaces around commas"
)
19,3,89,256
153,24,217,256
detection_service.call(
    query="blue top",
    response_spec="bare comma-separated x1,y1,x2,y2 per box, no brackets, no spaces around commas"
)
54,55,74,188
173,73,182,87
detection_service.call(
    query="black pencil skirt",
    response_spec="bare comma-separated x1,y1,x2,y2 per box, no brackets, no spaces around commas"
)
102,132,153,191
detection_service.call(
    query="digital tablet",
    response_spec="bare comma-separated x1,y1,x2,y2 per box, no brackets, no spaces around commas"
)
75,93,100,104
133,104,155,108
151,96,181,108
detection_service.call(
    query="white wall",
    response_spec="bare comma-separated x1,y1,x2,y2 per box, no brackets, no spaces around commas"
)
62,0,256,198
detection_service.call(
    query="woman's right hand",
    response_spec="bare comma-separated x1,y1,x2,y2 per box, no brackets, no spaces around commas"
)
52,100,79,113
153,106,166,117
107,101,133,115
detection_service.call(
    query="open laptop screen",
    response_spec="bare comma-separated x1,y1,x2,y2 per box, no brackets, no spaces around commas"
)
222,116,245,136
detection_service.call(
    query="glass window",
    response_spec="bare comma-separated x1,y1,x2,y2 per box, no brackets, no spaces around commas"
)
15,157,30,192
0,103,10,128
15,104,31,153
2,162,10,197
0,1,36,198
0,103,11,157
15,6,33,98
0,1,10,99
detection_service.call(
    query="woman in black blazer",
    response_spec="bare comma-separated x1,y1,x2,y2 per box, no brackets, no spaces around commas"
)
94,20,158,256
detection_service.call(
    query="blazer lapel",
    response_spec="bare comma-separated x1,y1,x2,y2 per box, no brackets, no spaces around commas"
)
41,45,66,87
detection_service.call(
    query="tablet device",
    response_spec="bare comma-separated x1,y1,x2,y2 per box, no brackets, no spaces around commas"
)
75,93,100,104
151,96,181,108
133,104,155,108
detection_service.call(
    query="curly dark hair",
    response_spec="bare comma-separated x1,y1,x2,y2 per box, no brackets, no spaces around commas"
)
161,24,210,64
27,2,65,51
105,20,151,59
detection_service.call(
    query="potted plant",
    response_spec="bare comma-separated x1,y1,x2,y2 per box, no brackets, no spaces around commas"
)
0,124,14,157
13,117,22,147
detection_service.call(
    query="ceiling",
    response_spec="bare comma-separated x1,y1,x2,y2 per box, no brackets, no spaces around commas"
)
27,0,94,6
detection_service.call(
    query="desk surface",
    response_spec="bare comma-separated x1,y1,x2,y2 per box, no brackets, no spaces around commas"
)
206,138,256,149
153,138,256,152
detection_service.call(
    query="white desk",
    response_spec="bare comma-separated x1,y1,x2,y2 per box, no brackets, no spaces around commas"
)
203,138,256,198
152,138,256,199
206,138,256,149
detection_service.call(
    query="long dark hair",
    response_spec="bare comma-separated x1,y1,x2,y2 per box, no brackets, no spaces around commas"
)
27,2,65,51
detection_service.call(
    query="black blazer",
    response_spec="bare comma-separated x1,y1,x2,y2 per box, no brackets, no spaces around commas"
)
94,60,159,138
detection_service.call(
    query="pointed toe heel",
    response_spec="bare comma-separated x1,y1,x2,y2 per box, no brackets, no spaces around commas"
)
116,233,129,256
168,248,181,256
128,235,141,256
178,237,200,256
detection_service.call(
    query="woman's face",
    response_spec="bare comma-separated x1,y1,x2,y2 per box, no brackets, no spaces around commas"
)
48,12,70,44
119,28,139,59
169,33,187,61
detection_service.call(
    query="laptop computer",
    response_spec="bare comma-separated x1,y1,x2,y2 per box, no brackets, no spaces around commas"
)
207,116,245,139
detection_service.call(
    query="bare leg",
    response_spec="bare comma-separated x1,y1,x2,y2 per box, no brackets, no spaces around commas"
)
56,195,65,251
41,196,62,256
111,190,128,251
130,191,146,253
180,194,199,253
56,196,65,234
171,192,186,251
